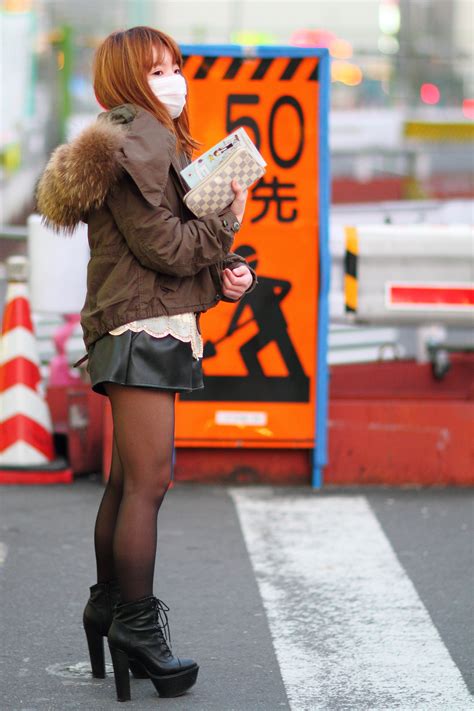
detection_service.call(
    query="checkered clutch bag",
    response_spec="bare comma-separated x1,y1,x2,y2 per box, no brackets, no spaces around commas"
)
183,147,265,218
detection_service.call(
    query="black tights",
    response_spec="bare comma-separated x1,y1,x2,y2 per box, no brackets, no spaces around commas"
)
93,384,175,603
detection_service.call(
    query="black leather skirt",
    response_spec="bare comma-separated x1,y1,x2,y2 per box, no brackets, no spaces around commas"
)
86,330,204,396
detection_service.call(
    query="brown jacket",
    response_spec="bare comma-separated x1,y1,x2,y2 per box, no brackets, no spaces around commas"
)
36,104,257,348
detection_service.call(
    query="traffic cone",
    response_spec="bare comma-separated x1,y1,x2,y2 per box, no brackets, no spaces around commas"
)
0,256,73,484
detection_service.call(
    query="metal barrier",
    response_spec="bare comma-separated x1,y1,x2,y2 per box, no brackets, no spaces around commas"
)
344,224,474,327
3,211,473,371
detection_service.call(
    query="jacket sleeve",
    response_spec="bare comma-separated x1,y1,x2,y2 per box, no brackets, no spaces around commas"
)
107,174,237,277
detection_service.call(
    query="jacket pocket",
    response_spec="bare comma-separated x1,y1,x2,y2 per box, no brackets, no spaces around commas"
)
159,273,181,292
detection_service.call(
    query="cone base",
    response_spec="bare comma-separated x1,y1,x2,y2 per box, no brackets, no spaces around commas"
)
0,457,73,485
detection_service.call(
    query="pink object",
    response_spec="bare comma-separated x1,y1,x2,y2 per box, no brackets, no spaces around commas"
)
420,83,441,105
462,99,474,120
49,314,82,386
290,29,337,48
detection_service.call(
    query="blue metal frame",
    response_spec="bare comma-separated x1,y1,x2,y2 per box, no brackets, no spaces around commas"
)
181,44,331,489
313,50,331,489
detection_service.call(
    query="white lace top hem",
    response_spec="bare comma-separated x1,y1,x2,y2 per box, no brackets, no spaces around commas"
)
109,312,203,359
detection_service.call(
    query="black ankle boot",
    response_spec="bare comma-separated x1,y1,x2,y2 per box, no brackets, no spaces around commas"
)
83,581,148,680
108,596,199,702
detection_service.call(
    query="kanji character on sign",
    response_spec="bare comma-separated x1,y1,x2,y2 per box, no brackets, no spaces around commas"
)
250,176,298,223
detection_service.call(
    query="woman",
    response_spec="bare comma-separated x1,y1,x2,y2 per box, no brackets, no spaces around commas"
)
36,26,257,703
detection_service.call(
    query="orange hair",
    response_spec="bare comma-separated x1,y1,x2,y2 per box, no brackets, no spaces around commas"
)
93,26,199,157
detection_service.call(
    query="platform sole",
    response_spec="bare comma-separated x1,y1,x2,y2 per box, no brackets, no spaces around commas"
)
148,664,199,698
109,643,198,702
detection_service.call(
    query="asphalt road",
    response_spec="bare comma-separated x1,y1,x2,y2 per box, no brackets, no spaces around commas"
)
0,480,472,711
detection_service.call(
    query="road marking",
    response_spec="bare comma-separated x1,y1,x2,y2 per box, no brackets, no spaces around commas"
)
0,541,8,565
231,490,473,711
46,660,112,684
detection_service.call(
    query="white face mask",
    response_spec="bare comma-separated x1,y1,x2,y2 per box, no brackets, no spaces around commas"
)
148,73,187,119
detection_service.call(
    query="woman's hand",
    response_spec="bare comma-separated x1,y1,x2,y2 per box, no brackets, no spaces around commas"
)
221,265,253,300
229,179,248,224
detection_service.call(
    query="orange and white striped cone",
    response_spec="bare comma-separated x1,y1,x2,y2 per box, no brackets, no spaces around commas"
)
0,256,72,484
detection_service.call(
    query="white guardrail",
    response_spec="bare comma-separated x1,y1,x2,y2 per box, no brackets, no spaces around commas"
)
1,201,474,372
343,224,474,327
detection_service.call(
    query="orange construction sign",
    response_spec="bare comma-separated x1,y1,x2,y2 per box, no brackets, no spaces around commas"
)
175,47,330,457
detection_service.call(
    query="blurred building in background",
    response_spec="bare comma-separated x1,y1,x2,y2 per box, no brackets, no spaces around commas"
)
1,0,473,221
0,0,472,462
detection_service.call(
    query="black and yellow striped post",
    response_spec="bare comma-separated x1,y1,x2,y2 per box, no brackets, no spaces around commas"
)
344,227,358,313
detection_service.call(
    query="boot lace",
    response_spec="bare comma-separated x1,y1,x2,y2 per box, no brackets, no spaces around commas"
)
153,598,172,655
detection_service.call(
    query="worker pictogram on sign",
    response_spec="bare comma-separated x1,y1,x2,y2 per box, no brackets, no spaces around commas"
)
184,245,310,403
175,45,331,487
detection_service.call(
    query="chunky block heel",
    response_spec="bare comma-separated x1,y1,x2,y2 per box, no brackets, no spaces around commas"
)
150,664,199,698
84,622,105,678
83,581,149,681
109,644,131,702
108,596,199,701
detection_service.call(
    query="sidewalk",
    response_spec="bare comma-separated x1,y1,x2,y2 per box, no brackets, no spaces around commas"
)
1,480,472,710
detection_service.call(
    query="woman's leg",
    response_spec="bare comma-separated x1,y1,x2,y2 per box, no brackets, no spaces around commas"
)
104,383,175,603
94,432,124,583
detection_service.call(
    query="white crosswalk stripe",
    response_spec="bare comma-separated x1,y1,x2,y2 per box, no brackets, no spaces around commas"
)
231,490,473,711
0,542,7,566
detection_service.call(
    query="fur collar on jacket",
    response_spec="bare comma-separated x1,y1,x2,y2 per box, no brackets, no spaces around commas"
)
36,104,179,234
